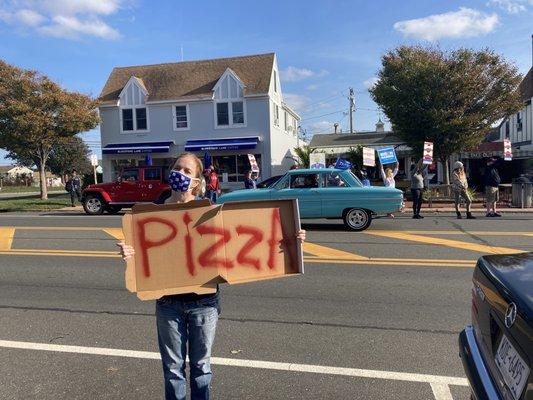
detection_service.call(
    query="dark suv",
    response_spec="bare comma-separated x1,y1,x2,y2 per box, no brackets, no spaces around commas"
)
81,166,170,215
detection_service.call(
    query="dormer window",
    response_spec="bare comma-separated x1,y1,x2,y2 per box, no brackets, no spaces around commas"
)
213,69,246,128
119,77,149,133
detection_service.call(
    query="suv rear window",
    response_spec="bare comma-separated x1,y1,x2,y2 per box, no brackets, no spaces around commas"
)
122,169,139,182
144,168,161,181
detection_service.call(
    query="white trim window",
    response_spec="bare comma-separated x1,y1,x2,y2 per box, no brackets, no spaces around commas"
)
172,104,190,131
119,77,150,133
213,68,247,128
274,104,280,126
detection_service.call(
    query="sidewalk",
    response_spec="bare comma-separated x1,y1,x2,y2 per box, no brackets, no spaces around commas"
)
403,200,533,213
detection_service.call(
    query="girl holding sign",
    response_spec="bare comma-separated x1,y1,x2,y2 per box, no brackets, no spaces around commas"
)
118,153,306,400
379,161,399,218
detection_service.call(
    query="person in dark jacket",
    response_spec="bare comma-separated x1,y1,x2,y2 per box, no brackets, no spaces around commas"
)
244,170,258,189
484,157,501,217
65,170,82,207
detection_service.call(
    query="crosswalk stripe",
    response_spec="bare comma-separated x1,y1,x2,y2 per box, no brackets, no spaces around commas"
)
364,231,523,254
0,228,15,250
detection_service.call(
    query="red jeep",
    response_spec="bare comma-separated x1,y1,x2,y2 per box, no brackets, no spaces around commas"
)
82,166,171,215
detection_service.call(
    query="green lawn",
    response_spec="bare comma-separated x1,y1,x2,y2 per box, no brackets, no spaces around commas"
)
0,185,65,193
0,193,74,212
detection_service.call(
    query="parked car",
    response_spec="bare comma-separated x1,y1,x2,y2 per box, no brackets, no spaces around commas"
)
459,252,532,400
256,174,283,189
82,166,170,215
217,168,404,231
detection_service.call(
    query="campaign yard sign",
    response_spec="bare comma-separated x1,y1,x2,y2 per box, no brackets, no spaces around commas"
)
423,142,434,165
377,147,397,165
122,199,304,300
362,147,375,167
309,152,326,169
503,139,512,161
247,154,260,172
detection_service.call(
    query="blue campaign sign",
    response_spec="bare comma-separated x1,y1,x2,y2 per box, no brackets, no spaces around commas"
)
377,147,397,165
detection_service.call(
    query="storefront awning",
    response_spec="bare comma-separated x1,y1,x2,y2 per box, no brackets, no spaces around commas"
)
102,141,174,155
185,136,259,151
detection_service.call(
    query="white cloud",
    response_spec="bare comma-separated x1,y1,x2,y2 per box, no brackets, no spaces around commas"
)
284,93,309,113
306,84,319,91
0,0,124,40
280,66,328,82
363,76,379,90
309,120,336,134
394,8,499,41
38,15,120,39
487,0,532,14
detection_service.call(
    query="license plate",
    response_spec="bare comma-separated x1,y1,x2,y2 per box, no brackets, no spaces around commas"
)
494,334,530,400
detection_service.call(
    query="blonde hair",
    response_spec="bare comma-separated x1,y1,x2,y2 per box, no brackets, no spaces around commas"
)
172,153,206,197
385,168,393,178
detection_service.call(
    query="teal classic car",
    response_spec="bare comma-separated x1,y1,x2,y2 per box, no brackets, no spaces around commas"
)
217,168,404,231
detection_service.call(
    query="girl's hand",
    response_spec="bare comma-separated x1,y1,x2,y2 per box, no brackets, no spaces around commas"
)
296,229,306,243
117,242,135,261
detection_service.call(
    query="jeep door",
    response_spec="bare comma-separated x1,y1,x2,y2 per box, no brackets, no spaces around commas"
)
142,167,163,201
117,168,142,202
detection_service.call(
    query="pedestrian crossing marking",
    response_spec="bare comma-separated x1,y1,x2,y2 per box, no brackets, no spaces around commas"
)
364,231,524,255
0,228,15,250
102,228,125,240
303,242,367,260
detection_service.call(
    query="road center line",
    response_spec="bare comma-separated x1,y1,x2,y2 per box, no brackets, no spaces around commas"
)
0,339,468,387
430,383,454,400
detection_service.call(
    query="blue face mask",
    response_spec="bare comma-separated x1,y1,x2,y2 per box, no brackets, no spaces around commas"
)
168,170,198,192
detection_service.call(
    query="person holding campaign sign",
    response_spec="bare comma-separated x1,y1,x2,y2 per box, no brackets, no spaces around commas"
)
117,152,306,400
378,159,399,218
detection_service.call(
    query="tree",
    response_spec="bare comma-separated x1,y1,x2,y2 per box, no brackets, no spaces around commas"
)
346,146,363,173
370,46,522,186
293,145,315,168
48,136,92,181
0,60,99,199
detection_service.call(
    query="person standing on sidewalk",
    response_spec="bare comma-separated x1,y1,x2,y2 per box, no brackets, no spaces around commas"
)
205,165,221,203
484,157,501,217
410,159,427,219
65,170,82,207
244,170,257,189
380,161,399,218
452,161,475,219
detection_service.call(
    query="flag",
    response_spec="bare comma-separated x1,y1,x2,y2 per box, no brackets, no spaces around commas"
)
335,158,352,170
422,142,433,165
503,139,512,161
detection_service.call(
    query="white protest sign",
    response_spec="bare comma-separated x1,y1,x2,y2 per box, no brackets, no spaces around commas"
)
309,152,326,169
247,154,260,172
422,142,433,165
503,139,512,161
362,147,375,167
90,154,98,167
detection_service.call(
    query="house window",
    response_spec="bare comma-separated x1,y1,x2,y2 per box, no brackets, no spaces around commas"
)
274,105,280,126
284,111,289,131
232,101,244,124
122,109,134,131
505,120,510,139
217,103,229,126
273,71,277,92
517,112,522,132
174,105,189,129
136,108,147,130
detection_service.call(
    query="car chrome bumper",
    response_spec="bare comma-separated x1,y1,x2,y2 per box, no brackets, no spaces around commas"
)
458,326,501,400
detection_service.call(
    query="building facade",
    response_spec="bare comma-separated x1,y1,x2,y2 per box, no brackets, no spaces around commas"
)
98,53,301,189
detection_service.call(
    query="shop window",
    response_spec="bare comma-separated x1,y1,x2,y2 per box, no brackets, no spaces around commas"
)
174,105,189,130
211,154,261,182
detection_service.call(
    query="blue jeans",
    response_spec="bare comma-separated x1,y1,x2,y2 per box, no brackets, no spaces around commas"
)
205,190,217,204
156,294,220,400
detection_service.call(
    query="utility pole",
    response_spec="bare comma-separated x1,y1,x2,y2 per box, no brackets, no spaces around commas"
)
348,87,355,134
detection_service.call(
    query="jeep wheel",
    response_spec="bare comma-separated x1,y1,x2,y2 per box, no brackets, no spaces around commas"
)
343,208,372,231
83,194,104,215
106,206,122,214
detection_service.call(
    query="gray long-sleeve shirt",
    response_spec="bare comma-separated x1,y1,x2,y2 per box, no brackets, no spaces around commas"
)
410,166,427,189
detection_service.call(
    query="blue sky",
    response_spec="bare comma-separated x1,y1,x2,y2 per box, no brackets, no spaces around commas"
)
0,0,532,164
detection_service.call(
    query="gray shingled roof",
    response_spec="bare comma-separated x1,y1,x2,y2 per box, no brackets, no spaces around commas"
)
310,131,404,148
519,67,533,102
99,53,275,105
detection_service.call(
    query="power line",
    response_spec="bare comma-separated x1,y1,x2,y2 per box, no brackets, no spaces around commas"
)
300,109,347,122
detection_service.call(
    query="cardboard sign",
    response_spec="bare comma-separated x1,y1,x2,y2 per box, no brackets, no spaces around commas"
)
362,147,375,167
377,146,397,165
122,199,303,300
423,142,433,165
90,154,98,167
247,154,260,172
309,152,326,169
503,139,512,161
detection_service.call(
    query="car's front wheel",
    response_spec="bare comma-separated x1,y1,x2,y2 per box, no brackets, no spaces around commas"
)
343,208,372,231
83,194,105,215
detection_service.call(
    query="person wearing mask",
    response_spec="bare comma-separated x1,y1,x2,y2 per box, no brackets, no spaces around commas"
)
379,161,399,218
410,159,427,219
205,165,221,203
452,161,475,219
65,170,82,207
117,152,308,400
484,157,501,217
244,170,258,189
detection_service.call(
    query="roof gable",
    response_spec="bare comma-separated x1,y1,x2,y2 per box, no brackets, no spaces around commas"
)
519,67,533,102
99,53,275,105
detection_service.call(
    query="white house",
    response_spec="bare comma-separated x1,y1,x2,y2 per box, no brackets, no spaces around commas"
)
98,53,301,188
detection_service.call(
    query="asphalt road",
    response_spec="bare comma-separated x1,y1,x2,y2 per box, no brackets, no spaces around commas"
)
1,211,532,400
